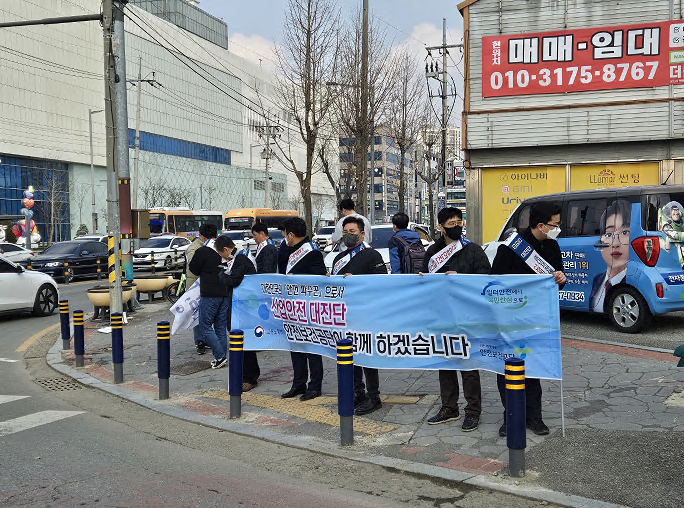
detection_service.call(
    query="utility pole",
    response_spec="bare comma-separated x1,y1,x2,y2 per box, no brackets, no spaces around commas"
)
264,125,271,208
89,108,104,233
256,121,281,208
360,0,370,222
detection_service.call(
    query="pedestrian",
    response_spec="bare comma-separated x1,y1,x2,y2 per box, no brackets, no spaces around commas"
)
188,224,230,369
277,222,290,274
490,201,566,437
185,230,206,355
387,211,424,274
331,216,387,415
239,223,278,391
331,198,373,250
421,207,491,431
281,217,327,401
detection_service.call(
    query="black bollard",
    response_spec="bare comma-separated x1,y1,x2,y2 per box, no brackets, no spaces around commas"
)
111,312,124,384
228,329,244,419
337,338,354,445
150,251,156,274
173,248,178,270
73,310,85,367
157,321,171,399
505,357,526,477
63,263,70,284
59,300,70,350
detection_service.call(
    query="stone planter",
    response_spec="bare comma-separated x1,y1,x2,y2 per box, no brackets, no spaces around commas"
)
133,274,170,302
87,285,134,320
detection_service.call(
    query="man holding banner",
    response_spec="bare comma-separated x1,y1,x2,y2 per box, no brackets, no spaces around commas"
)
421,208,491,432
490,201,566,437
281,217,328,401
331,216,387,415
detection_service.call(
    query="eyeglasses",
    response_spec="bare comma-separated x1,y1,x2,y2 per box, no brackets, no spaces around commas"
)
545,223,560,228
600,229,630,245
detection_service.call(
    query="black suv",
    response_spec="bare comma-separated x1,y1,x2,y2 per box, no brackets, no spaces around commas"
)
27,239,108,282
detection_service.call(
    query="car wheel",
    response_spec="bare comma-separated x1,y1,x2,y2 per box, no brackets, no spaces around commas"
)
164,257,172,270
33,284,58,316
607,286,652,334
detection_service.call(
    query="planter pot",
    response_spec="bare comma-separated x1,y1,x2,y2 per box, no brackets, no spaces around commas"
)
86,285,134,307
132,275,169,293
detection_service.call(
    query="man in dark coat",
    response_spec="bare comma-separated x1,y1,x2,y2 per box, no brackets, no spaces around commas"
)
421,208,490,432
332,216,387,415
490,201,566,437
281,217,327,401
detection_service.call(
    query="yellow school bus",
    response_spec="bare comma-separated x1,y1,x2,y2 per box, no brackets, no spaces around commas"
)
224,208,298,231
147,208,223,237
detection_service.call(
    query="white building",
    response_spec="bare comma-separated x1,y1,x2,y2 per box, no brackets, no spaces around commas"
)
0,0,336,241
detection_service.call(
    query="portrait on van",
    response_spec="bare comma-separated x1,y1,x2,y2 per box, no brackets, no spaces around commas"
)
589,200,631,313
658,201,684,242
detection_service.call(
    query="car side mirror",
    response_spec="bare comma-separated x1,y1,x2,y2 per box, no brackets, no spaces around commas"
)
324,245,333,253
15,264,24,273
503,227,517,240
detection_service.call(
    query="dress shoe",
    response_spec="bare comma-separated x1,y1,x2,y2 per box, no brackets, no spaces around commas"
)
300,390,321,401
355,398,382,415
281,387,306,398
242,382,257,392
499,423,507,437
527,419,550,435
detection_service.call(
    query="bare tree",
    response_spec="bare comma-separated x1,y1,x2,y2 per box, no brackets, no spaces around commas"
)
288,188,303,215
316,135,342,204
386,49,425,213
202,185,218,210
34,171,69,244
70,181,89,229
270,0,341,235
335,8,396,217
270,189,285,210
140,177,169,208
415,126,444,235
311,193,326,228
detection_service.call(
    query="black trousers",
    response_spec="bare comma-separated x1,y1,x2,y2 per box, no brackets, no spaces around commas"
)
354,366,380,400
290,352,323,392
243,351,260,384
438,370,481,417
496,374,543,422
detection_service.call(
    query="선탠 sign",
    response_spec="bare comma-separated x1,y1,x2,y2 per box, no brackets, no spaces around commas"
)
482,20,684,98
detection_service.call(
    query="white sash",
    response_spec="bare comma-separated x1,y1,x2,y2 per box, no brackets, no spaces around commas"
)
504,233,555,274
256,238,275,258
428,240,464,273
332,243,367,275
286,241,316,273
223,256,236,274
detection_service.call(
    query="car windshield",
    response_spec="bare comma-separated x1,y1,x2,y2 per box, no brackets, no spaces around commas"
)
370,228,395,249
268,230,284,240
223,231,250,241
142,238,172,248
316,227,335,235
42,243,80,255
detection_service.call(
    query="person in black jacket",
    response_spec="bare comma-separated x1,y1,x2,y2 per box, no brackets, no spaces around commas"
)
188,224,230,369
281,217,327,401
490,201,566,437
420,208,490,431
331,216,387,415
277,222,290,274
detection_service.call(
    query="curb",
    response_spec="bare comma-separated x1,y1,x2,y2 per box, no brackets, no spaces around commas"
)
44,335,623,508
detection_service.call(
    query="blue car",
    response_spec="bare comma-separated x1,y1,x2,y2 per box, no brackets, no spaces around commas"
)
483,185,684,333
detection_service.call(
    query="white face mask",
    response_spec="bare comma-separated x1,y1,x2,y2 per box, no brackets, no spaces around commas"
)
545,225,561,240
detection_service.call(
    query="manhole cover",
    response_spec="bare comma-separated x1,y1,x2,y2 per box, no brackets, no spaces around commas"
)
34,377,84,391
170,360,212,376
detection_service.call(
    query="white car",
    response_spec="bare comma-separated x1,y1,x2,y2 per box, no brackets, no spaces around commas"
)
0,255,59,317
0,242,35,263
243,229,286,254
312,226,335,250
219,230,253,253
133,235,191,270
323,223,433,273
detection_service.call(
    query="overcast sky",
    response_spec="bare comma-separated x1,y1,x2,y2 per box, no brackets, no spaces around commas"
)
197,0,464,70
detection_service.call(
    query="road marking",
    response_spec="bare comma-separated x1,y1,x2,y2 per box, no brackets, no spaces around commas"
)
0,410,84,437
0,358,19,363
0,395,30,404
15,322,60,352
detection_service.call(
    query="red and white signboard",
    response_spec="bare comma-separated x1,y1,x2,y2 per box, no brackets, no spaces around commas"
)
482,20,684,98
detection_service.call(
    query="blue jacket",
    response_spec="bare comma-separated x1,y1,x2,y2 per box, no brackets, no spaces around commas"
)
388,229,421,274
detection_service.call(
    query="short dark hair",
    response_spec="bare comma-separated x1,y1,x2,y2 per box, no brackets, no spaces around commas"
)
392,212,409,229
339,198,355,212
283,217,307,238
251,223,269,235
438,207,462,225
600,200,631,232
342,216,364,231
215,235,234,251
199,223,218,239
529,202,562,228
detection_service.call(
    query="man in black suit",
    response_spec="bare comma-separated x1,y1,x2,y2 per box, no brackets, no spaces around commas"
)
331,216,387,415
281,217,327,401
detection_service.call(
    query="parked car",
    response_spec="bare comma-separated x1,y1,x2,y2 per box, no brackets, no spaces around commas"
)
0,242,35,263
312,226,335,250
324,223,433,273
244,228,285,254
482,185,684,333
218,230,253,253
0,255,59,316
26,239,108,282
75,234,108,245
133,235,191,270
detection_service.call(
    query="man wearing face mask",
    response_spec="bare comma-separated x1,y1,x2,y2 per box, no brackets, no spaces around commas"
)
421,208,491,431
331,216,387,415
490,201,566,437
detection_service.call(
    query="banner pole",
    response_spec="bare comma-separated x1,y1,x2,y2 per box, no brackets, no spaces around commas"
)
560,378,566,438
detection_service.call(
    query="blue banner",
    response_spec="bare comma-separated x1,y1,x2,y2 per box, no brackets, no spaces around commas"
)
231,274,563,380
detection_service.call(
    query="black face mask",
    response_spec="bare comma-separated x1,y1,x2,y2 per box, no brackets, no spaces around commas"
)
444,225,462,241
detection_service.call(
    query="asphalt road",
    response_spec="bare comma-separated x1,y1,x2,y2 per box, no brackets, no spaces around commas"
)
0,281,564,508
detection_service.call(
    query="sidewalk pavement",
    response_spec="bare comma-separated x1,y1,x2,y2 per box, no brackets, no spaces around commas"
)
46,301,684,508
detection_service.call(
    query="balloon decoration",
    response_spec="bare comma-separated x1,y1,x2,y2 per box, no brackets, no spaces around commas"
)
14,185,40,246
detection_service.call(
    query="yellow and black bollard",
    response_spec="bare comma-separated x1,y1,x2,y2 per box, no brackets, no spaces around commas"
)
96,258,102,281
111,312,124,384
228,329,244,418
157,321,171,400
505,358,526,477
150,251,156,274
337,338,354,445
73,310,85,367
63,262,70,284
59,300,70,350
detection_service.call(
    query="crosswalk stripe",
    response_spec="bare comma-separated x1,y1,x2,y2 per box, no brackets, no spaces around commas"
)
0,411,85,437
0,395,30,405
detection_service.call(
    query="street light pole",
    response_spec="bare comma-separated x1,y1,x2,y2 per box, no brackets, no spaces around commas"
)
89,108,104,234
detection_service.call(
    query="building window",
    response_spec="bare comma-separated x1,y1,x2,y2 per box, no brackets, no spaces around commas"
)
272,182,285,193
254,180,265,191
